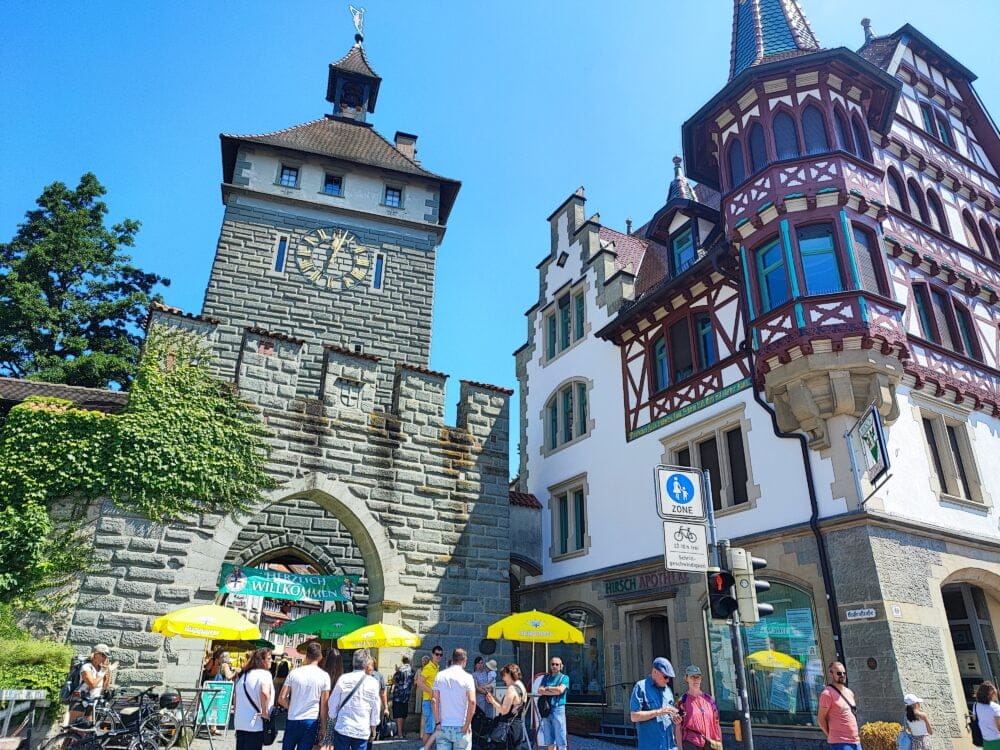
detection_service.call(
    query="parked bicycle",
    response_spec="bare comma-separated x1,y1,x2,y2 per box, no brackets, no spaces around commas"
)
38,688,179,750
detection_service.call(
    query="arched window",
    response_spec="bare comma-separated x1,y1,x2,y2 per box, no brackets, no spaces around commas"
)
906,179,930,224
755,237,790,312
797,224,842,295
912,283,981,361
545,380,590,451
728,139,746,188
749,123,768,173
851,224,888,295
979,220,999,261
851,115,872,161
556,607,604,700
886,168,907,213
802,106,830,155
773,112,801,160
833,109,853,153
927,191,949,236
963,211,984,254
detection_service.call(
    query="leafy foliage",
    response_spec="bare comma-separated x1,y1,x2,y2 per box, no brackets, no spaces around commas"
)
0,325,276,607
859,721,904,750
0,173,168,388
0,637,73,716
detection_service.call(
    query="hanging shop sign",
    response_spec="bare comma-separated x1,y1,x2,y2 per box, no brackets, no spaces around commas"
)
218,564,359,602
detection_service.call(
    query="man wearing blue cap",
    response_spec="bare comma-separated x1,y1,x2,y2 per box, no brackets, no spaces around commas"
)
629,657,680,750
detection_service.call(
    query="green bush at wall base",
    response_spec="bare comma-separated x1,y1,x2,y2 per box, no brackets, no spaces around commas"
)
0,638,73,718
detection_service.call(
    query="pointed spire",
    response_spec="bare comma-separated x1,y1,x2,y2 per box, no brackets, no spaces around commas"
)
667,156,697,203
861,18,875,43
729,0,821,81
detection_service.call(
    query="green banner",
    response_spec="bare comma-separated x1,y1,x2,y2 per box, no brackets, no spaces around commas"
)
218,564,359,602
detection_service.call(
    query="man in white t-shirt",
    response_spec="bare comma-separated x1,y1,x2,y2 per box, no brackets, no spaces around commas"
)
431,649,476,750
279,643,331,750
322,649,380,750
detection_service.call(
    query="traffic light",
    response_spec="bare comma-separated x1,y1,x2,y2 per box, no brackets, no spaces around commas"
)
728,547,774,624
706,567,738,620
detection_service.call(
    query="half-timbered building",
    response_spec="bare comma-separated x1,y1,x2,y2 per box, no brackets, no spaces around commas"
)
514,2,999,747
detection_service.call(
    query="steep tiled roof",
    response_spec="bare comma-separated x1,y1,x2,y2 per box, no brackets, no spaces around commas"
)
509,491,542,510
0,377,128,414
221,117,460,223
634,241,671,297
331,44,380,79
667,156,697,203
599,227,648,273
730,0,821,80
857,36,898,71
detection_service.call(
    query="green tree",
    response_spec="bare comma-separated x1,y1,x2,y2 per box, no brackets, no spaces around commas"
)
0,173,168,388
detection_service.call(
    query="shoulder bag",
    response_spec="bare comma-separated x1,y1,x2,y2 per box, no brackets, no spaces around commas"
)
827,684,857,715
970,705,984,747
242,675,278,746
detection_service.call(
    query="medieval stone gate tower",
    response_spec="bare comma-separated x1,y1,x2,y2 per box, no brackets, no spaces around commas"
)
65,29,513,687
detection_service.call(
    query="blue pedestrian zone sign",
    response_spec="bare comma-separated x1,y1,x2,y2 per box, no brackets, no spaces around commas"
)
654,465,707,520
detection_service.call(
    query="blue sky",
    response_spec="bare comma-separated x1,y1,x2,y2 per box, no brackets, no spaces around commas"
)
3,1,997,475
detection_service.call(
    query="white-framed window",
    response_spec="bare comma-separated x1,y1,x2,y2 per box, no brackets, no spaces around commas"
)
543,379,591,454
661,405,760,513
271,234,290,273
548,474,590,560
544,284,586,361
383,185,403,208
323,173,343,196
277,165,300,188
371,252,386,291
920,409,984,505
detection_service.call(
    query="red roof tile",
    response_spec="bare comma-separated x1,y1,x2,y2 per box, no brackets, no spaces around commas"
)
331,44,380,79
509,491,542,509
599,227,648,273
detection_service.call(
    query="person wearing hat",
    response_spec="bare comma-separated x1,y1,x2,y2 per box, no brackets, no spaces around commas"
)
675,666,722,750
630,657,680,750
472,657,497,718
69,644,116,722
903,693,933,749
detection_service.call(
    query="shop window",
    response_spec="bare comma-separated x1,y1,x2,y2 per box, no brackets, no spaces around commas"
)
851,115,872,161
670,418,752,512
749,123,768,174
851,225,888,296
773,112,800,160
557,608,605,702
755,238,790,312
544,284,586,361
963,211,985,255
707,582,824,726
802,106,829,155
544,380,590,452
672,224,697,275
886,168,907,213
549,476,589,559
832,109,853,154
728,139,746,188
906,179,930,225
927,191,949,236
797,224,842,296
942,583,999,698
921,411,983,503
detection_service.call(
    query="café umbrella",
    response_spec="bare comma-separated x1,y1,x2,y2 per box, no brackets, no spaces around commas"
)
745,650,801,671
337,623,422,650
152,604,261,641
274,611,367,640
486,610,584,677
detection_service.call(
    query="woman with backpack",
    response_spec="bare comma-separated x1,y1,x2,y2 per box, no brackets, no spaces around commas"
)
674,666,722,750
485,664,530,750
975,681,1000,750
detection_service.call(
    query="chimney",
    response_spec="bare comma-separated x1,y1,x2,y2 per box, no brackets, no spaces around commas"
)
626,217,633,235
394,131,418,161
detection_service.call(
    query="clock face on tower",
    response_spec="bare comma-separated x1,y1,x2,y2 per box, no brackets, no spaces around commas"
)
295,227,371,290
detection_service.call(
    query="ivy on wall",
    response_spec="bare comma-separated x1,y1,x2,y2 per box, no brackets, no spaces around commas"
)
0,325,277,607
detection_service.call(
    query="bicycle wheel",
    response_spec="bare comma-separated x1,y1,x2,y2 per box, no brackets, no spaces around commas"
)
38,732,107,750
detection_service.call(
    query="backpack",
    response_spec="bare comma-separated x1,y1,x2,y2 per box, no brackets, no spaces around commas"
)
59,655,87,704
392,668,411,703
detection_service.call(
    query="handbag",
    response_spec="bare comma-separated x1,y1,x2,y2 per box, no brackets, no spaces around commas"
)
971,706,984,747
896,729,911,750
242,676,278,746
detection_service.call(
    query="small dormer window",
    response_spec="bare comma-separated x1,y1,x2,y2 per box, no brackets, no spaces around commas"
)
384,186,403,208
278,165,299,188
323,174,343,196
671,225,697,275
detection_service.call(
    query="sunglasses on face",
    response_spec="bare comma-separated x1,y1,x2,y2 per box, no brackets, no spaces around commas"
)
433,652,443,657
831,671,845,676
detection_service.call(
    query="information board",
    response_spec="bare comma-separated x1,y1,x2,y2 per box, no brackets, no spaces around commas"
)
197,681,235,728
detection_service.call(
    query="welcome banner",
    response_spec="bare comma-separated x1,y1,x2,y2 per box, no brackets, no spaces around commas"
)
218,563,359,602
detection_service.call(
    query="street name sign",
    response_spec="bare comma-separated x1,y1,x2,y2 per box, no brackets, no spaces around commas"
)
662,521,709,573
654,465,707,520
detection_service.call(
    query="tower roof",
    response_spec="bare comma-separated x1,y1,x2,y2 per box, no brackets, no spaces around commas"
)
729,0,821,80
326,42,382,113
666,156,697,203
331,43,380,80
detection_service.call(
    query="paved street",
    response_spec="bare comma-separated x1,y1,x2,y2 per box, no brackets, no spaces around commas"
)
179,731,621,750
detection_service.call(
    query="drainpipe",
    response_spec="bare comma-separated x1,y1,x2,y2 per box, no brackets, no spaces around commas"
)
730,246,846,663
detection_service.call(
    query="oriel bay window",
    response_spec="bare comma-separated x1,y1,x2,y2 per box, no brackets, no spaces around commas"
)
545,380,590,452
796,224,842,296
755,238,790,312
649,314,717,394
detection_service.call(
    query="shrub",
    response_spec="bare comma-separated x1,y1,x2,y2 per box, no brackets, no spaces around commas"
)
860,721,903,750
0,638,74,716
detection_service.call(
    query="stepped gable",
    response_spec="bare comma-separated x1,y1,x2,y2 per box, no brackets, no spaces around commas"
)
220,118,461,222
729,0,822,80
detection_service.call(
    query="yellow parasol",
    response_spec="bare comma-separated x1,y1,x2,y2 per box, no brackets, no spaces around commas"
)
152,604,261,641
337,623,422,649
486,610,584,644
745,650,801,670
